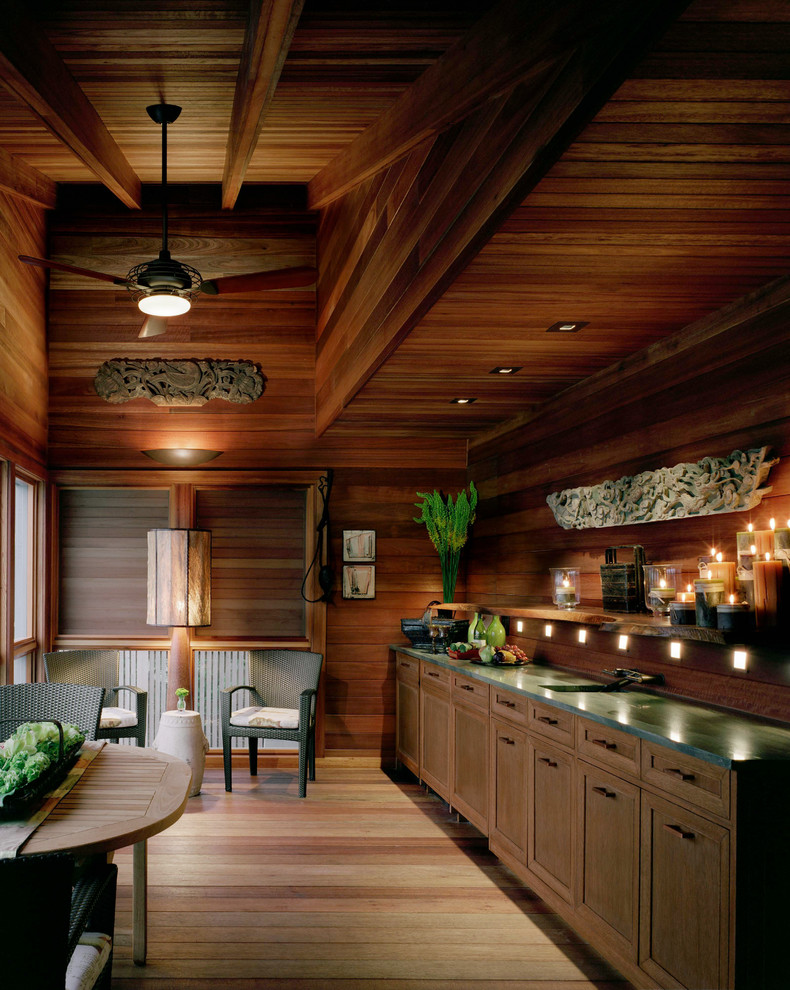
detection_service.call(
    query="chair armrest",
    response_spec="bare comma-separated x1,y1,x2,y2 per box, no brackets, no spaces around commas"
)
220,685,262,720
299,687,317,724
67,863,118,958
116,684,145,695
221,684,256,696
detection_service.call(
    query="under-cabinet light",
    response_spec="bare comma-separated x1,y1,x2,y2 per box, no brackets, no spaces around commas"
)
546,320,589,333
450,397,477,404
733,649,748,671
577,628,587,645
489,366,522,375
516,620,523,633
618,634,629,651
544,624,553,637
670,640,682,660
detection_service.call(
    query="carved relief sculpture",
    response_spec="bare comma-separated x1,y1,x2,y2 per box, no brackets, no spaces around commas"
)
94,359,265,407
546,447,777,530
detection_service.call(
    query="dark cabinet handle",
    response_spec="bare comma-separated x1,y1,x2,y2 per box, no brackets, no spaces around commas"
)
592,738,617,750
538,757,558,767
663,823,695,840
501,736,515,746
499,699,516,708
461,684,474,691
663,767,695,781
592,785,615,799
426,671,440,678
537,716,558,725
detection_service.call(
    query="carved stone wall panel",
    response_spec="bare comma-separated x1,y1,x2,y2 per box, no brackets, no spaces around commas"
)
94,359,265,407
547,447,777,530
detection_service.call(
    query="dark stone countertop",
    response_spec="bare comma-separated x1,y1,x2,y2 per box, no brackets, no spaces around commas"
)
392,644,790,768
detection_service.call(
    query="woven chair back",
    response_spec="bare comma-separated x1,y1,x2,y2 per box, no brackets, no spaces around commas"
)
44,650,120,691
248,649,323,709
0,682,105,740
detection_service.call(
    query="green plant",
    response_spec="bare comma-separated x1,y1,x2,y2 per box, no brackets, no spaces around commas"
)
175,688,189,699
414,481,478,603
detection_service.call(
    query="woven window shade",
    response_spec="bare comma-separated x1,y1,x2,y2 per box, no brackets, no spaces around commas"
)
147,529,211,627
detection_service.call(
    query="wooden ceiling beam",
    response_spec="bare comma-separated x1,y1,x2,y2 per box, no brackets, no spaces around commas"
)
314,0,691,437
0,144,56,209
307,0,634,211
0,2,141,209
221,0,305,210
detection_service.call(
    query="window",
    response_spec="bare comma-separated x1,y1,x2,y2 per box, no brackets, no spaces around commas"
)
12,474,40,683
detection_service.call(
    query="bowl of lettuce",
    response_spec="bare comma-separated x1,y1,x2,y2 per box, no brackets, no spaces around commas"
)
0,721,85,817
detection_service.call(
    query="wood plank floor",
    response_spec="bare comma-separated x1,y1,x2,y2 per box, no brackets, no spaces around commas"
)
110,765,634,989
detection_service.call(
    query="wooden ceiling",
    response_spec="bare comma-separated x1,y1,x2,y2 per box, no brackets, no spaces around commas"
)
2,0,790,468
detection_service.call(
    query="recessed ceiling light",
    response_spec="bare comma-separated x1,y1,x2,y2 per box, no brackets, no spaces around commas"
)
450,397,477,404
546,321,589,333
490,366,522,375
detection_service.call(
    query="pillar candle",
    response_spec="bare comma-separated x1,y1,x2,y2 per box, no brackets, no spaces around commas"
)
774,520,790,567
753,554,783,630
675,584,696,603
706,560,737,599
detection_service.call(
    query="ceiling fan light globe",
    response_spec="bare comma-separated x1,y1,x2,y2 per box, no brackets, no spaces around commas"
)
138,292,191,317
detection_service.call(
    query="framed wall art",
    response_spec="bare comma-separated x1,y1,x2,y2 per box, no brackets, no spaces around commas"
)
342,564,375,600
342,529,376,562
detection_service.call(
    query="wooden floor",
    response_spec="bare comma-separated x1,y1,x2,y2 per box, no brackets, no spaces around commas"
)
110,764,633,989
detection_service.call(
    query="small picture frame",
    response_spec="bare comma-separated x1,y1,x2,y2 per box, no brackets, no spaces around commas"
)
342,564,375,600
342,529,376,562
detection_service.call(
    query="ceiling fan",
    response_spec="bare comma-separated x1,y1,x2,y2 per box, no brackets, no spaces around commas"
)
18,104,317,338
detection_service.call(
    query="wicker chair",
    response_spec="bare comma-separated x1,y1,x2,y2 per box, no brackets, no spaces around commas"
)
44,649,147,746
221,649,323,797
0,852,117,990
0,682,105,740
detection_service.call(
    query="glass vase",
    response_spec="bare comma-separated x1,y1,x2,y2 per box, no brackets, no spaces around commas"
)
643,564,680,617
550,568,580,609
176,696,187,711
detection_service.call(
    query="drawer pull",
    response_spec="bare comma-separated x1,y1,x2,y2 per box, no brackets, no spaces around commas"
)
426,671,440,678
537,716,559,725
501,736,515,746
592,738,617,750
538,757,558,767
663,823,695,840
460,684,475,691
500,699,516,708
592,786,615,799
663,767,695,782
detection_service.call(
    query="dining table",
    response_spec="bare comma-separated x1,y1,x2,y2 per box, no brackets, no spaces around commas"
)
19,743,191,965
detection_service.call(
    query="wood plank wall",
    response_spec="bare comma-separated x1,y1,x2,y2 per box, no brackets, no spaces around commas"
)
0,189,47,471
326,466,466,755
465,276,790,723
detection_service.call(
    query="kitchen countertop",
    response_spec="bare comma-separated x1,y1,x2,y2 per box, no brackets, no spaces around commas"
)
392,644,790,768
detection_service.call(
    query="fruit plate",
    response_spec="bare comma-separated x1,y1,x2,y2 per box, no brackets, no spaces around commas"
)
470,657,529,667
448,648,480,660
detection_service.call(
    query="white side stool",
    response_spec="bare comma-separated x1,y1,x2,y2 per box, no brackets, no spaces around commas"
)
153,710,209,796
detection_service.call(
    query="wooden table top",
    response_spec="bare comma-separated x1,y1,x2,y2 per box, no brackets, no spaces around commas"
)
22,745,191,857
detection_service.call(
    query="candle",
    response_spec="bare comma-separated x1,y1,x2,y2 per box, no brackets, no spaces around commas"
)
694,578,725,628
676,584,696,603
670,601,696,626
774,519,790,567
706,557,737,598
753,552,783,630
716,594,754,636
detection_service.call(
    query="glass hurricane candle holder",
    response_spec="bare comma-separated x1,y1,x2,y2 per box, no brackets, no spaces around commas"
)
643,564,680,616
550,568,580,610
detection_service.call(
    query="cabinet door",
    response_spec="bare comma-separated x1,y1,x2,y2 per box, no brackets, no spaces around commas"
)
490,717,527,862
395,673,420,776
576,760,639,960
528,737,574,903
452,701,489,832
420,683,451,800
640,791,730,989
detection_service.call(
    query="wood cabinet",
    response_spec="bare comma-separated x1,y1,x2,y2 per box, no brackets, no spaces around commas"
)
576,760,640,961
451,673,490,832
640,790,730,990
395,654,420,775
528,736,574,903
490,717,528,862
419,661,451,800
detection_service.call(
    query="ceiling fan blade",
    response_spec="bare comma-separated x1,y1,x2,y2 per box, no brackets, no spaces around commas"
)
18,255,130,285
200,266,317,295
138,315,169,338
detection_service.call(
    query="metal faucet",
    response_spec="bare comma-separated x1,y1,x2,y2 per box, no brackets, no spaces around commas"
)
603,667,665,687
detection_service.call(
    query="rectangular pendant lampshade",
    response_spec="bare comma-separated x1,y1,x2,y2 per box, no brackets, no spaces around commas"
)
147,528,211,627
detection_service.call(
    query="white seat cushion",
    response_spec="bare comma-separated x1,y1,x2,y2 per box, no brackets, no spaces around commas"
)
99,706,137,729
65,932,112,990
230,706,299,729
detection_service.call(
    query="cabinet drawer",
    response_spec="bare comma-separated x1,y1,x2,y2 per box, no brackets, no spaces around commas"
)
396,653,420,685
577,717,640,779
452,673,490,711
420,661,451,691
641,741,730,820
491,687,528,726
528,699,575,748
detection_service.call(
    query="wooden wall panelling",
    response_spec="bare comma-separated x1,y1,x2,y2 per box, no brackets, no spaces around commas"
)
0,189,48,473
